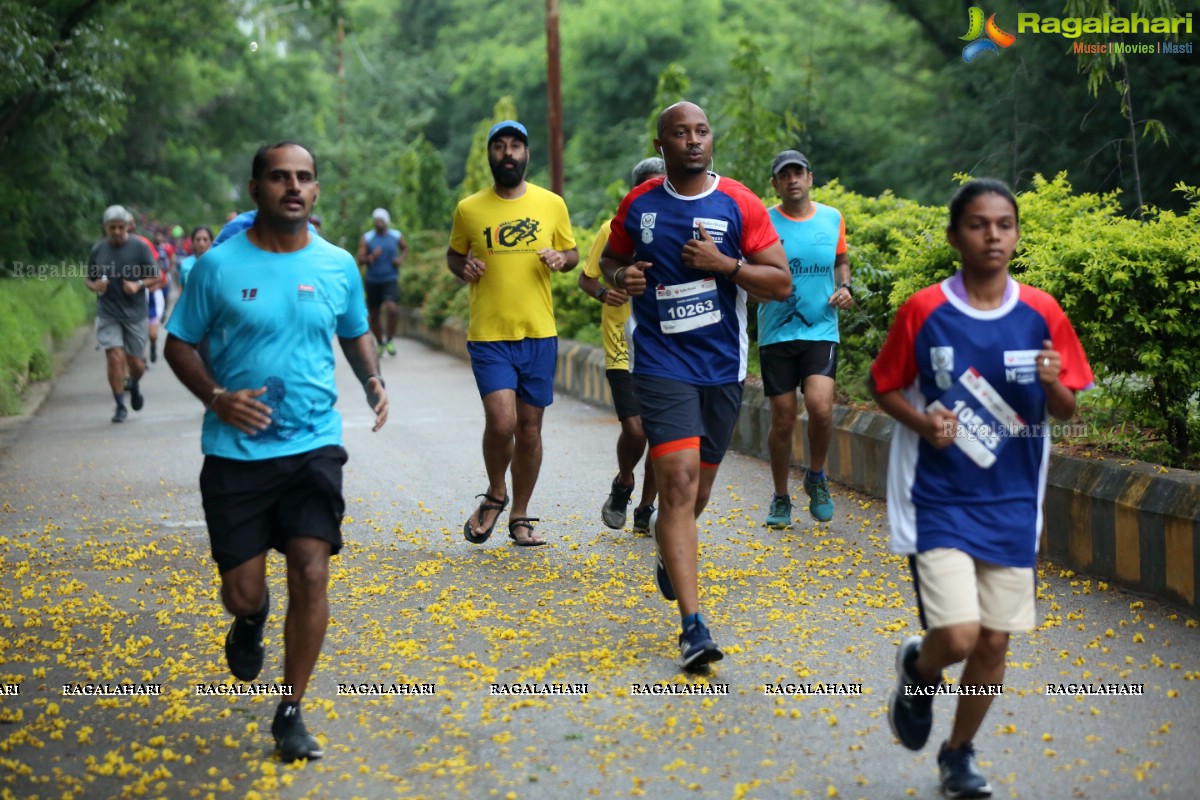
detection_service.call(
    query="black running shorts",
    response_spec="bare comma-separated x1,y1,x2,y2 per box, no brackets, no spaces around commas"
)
760,340,838,397
605,369,642,421
199,445,348,572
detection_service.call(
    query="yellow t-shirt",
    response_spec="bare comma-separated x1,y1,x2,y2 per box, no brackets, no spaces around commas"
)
449,184,576,342
582,220,631,371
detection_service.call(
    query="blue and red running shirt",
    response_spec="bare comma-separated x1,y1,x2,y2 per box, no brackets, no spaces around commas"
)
870,272,1094,567
607,174,779,386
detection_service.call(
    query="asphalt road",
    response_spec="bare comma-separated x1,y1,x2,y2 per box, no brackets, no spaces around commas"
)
0,334,1197,800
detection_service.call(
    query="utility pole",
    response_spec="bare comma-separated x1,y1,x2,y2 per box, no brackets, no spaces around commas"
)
336,11,348,222
545,0,563,196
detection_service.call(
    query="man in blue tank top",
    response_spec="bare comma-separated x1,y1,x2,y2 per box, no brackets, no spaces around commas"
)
758,150,852,528
356,207,408,356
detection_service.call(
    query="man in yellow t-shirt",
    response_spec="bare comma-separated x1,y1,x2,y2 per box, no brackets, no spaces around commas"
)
447,119,578,547
578,156,665,534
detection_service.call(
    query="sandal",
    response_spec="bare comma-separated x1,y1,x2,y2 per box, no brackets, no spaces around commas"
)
507,517,547,547
463,492,508,544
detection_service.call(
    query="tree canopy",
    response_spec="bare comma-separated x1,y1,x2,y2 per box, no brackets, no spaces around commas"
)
2,0,1195,265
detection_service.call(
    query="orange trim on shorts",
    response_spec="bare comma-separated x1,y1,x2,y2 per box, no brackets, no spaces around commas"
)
650,437,700,460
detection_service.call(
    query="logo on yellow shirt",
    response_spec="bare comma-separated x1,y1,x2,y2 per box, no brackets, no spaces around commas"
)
483,218,542,252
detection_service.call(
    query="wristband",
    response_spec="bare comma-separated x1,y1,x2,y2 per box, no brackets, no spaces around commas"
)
728,258,744,280
595,286,608,302
840,281,852,293
614,267,627,289
209,387,226,408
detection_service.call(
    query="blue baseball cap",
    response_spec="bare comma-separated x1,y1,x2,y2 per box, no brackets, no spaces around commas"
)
487,120,528,146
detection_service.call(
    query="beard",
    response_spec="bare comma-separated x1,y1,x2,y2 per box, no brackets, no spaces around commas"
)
489,155,528,188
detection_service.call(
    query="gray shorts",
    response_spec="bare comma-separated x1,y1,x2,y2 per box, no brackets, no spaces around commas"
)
96,316,148,359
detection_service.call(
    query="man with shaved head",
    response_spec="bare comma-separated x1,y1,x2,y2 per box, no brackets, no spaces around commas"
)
601,101,791,670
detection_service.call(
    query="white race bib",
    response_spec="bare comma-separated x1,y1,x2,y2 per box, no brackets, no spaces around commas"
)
656,278,721,334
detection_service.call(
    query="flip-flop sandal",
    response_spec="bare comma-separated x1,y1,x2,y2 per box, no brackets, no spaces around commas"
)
464,492,508,544
507,517,547,547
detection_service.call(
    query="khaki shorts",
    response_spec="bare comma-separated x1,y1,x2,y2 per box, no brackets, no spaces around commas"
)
912,548,1036,633
96,316,148,359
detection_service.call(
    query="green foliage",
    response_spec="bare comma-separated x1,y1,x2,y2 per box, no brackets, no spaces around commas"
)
1018,176,1200,463
648,64,691,152
0,277,92,414
716,36,797,197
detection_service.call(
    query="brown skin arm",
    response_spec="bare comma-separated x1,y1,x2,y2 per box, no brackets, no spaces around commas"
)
337,332,388,432
599,242,651,296
1037,339,1078,420
868,372,959,449
577,271,630,306
395,236,408,267
680,222,791,302
163,335,272,435
447,247,486,283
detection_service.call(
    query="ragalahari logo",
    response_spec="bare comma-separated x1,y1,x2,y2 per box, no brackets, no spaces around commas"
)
960,7,1016,62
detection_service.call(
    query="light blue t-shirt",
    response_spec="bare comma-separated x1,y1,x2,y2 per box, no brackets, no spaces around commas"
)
166,231,369,461
362,228,402,283
758,203,846,346
178,254,197,289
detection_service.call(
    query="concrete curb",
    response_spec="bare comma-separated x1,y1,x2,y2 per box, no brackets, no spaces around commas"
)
397,307,1200,611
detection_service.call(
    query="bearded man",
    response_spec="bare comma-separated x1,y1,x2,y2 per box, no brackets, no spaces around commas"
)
447,120,578,547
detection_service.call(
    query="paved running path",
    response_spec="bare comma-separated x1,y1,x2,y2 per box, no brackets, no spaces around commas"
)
0,335,1197,799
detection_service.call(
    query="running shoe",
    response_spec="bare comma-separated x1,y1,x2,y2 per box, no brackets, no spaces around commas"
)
937,741,993,798
224,589,269,681
804,473,834,522
649,510,675,601
273,703,323,763
678,619,724,671
765,494,792,528
111,404,128,423
888,636,937,750
129,380,144,412
150,340,157,363
602,476,634,529
385,340,396,356
632,504,655,534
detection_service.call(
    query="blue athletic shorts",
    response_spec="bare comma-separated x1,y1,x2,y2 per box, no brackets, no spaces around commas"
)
633,374,742,466
468,337,558,408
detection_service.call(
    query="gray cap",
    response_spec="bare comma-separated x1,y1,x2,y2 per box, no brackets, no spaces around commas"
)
771,150,811,176
102,204,131,224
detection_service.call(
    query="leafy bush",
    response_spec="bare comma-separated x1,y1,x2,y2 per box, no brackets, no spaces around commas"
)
0,276,93,414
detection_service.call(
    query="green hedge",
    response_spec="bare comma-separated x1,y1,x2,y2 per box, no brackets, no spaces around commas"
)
0,277,93,415
401,175,1200,468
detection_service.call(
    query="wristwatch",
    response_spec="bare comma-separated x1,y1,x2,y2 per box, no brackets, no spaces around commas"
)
594,286,608,301
839,281,852,293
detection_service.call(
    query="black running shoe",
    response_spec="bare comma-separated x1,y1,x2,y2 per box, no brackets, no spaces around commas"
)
938,740,993,798
150,340,157,363
273,703,323,763
129,381,144,412
632,504,655,534
225,589,268,681
601,476,634,529
888,636,938,750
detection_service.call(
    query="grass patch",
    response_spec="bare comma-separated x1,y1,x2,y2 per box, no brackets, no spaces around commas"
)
0,277,92,415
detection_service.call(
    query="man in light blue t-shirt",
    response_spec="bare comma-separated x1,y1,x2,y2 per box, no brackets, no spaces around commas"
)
164,141,387,764
355,207,407,356
758,150,852,527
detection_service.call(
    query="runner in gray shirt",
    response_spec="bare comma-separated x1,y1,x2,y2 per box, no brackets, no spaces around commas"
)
85,205,160,422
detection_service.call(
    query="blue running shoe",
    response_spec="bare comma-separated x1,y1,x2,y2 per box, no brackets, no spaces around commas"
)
649,510,675,601
804,473,834,522
678,620,724,671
